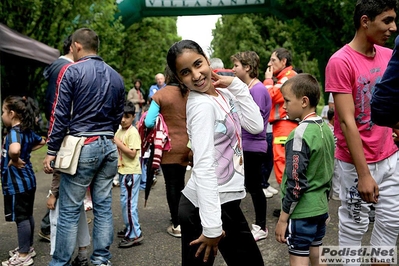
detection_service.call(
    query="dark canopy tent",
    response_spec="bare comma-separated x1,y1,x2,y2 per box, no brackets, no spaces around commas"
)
0,23,59,138
0,23,59,65
0,23,60,97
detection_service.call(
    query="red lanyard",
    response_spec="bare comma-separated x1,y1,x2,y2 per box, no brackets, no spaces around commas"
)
212,90,242,151
302,112,316,121
137,89,143,101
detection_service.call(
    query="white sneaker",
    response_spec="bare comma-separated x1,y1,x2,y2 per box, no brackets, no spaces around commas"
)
330,193,340,201
251,224,268,241
2,253,33,266
8,247,36,258
266,186,279,195
263,188,273,198
167,224,181,238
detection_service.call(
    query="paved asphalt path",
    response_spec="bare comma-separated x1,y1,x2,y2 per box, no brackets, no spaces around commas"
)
0,168,383,266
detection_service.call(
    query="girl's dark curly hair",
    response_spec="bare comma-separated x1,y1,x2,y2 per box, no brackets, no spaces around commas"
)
3,95,38,131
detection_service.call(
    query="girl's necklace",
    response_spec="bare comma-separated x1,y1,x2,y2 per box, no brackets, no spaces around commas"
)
247,78,256,89
302,112,316,121
211,90,243,165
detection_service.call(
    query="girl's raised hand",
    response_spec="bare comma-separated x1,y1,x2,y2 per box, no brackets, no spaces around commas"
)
211,71,235,88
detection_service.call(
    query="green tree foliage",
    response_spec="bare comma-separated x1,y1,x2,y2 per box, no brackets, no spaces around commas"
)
0,0,125,109
279,0,354,60
211,14,319,81
211,0,399,106
118,17,181,94
0,1,181,115
0,0,181,115
277,0,355,90
211,13,322,110
280,0,397,104
0,0,126,62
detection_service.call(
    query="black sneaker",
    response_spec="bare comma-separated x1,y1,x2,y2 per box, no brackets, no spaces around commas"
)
118,234,143,248
71,256,89,266
117,228,127,238
38,230,51,242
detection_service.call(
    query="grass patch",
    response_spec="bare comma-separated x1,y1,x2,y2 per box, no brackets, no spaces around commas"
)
30,145,47,173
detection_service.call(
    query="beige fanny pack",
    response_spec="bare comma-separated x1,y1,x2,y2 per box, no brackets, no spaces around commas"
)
54,135,87,175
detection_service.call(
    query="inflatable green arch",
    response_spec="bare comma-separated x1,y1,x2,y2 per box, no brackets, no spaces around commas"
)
116,0,286,27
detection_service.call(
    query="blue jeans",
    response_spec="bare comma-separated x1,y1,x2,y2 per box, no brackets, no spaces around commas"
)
140,158,147,190
49,137,118,266
119,173,142,238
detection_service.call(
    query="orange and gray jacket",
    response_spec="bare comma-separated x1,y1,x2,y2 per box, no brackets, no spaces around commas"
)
263,66,297,124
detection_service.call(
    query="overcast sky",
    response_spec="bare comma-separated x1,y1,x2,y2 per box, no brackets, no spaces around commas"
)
177,15,221,57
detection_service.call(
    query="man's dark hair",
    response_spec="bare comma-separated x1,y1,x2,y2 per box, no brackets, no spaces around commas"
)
124,100,135,115
62,35,72,55
72,28,99,53
273,48,293,67
354,0,397,29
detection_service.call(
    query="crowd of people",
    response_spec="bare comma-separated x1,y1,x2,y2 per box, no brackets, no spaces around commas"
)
2,0,399,265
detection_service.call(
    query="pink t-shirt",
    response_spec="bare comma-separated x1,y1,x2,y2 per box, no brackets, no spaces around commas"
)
325,44,397,163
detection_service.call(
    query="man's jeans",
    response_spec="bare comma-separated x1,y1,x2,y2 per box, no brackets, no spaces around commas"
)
49,137,118,266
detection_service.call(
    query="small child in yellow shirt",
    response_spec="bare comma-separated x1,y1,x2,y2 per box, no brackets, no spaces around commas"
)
114,101,143,248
